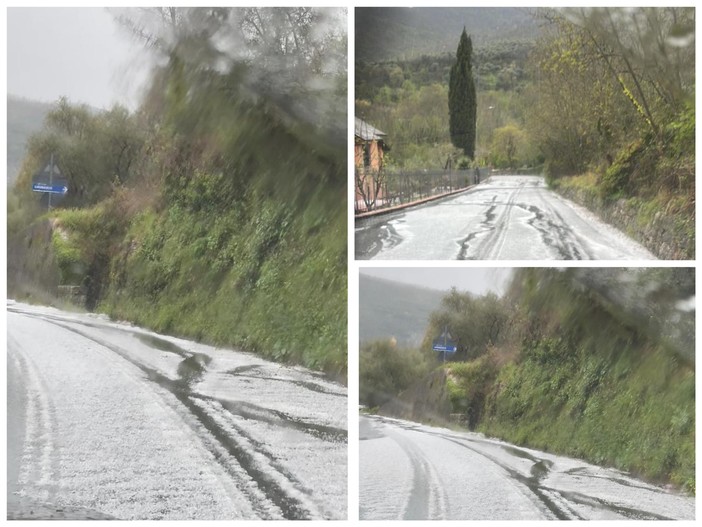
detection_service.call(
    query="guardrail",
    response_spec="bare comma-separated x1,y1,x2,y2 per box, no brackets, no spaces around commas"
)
355,167,490,214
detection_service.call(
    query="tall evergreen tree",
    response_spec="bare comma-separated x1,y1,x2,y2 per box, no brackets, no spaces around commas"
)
449,28,477,159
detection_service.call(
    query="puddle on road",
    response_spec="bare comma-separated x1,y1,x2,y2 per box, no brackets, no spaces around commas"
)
137,333,190,356
355,213,407,259
457,224,495,260
517,203,588,260
562,466,669,495
557,490,671,520
136,334,212,385
176,354,210,384
229,364,264,376
380,221,405,252
227,369,345,398
530,459,553,481
483,202,497,224
210,396,347,443
502,444,537,462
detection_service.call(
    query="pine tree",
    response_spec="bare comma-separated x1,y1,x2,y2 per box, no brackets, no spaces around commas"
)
449,28,477,159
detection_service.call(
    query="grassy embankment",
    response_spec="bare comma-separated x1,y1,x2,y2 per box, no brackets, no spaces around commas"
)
548,106,695,260
446,270,694,493
9,76,347,381
46,185,346,379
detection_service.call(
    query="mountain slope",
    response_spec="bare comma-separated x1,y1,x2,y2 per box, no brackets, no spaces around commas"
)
360,274,445,346
356,7,540,61
7,95,53,185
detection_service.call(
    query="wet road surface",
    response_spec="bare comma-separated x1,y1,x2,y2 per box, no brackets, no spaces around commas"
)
359,415,694,520
355,176,656,260
7,301,347,520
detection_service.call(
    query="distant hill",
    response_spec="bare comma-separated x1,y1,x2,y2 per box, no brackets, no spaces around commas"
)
7,95,53,186
356,7,541,62
360,274,446,346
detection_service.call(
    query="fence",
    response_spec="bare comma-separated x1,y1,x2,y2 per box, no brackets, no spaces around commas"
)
355,167,490,214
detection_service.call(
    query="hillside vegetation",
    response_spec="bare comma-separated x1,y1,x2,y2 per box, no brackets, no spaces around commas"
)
7,8,348,380
360,268,695,492
527,8,695,258
355,7,694,257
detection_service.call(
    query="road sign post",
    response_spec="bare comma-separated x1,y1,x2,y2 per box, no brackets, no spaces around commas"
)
48,152,53,209
432,326,457,362
31,153,68,209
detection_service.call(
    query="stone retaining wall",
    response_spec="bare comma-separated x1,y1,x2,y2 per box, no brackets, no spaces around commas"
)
555,186,694,260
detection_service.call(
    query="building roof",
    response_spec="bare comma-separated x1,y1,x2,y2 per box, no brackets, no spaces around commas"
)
355,117,386,141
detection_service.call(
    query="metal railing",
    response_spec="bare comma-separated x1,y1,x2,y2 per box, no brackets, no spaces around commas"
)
355,167,490,213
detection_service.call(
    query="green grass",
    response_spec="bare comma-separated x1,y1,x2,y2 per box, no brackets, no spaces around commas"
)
98,180,347,380
474,276,695,492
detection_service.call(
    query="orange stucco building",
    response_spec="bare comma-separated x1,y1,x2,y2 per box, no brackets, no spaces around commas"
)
354,118,388,209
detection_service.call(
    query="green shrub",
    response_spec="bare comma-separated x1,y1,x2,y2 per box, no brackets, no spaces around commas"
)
360,340,435,408
51,231,83,285
599,139,642,199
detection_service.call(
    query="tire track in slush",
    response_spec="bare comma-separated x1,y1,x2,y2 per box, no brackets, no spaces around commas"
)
7,336,60,505
384,419,575,520
425,429,673,520
460,183,522,260
26,315,315,520
485,184,523,260
385,429,447,520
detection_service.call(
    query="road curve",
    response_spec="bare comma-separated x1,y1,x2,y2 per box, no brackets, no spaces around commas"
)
355,176,656,260
7,301,347,520
360,415,694,520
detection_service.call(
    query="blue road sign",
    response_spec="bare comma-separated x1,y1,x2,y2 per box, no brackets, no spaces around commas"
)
32,183,68,194
433,326,457,355
432,342,457,353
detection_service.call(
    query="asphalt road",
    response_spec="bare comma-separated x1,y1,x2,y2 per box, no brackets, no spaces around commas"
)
7,301,347,520
355,175,656,260
359,415,694,520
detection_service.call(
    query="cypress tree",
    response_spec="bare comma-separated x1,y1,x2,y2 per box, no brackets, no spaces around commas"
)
449,28,477,159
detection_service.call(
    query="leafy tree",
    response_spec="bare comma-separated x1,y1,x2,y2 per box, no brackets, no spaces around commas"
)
490,124,527,168
525,12,642,178
114,7,347,140
360,339,436,408
15,99,144,208
423,289,509,361
526,5,695,208
563,7,695,137
448,28,477,158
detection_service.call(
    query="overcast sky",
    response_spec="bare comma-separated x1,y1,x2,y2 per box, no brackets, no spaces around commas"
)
7,7,148,109
359,267,513,296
